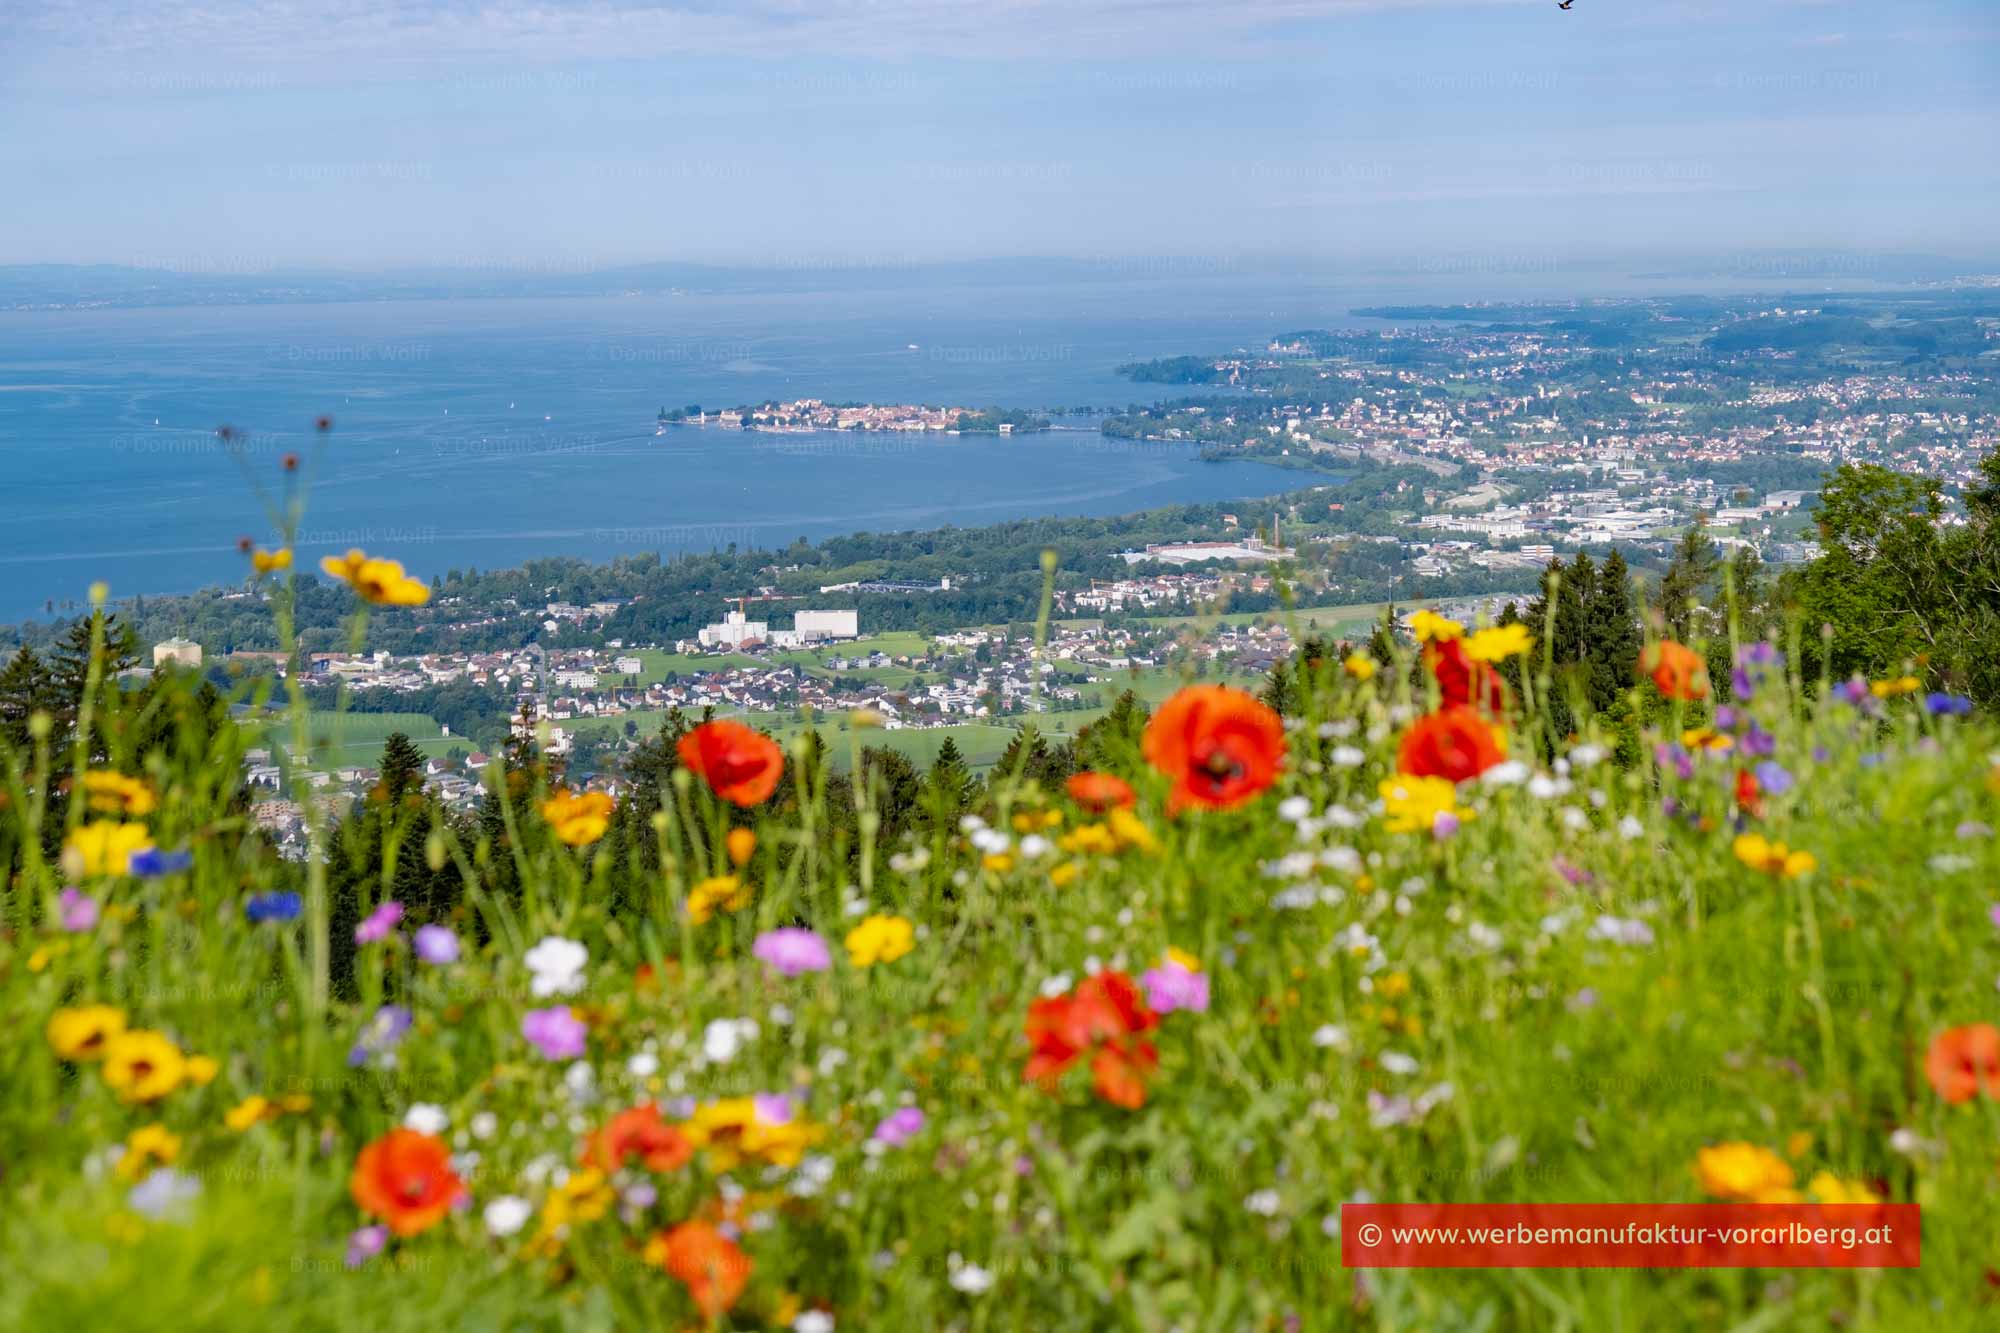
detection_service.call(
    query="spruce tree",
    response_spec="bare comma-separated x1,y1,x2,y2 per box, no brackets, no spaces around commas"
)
1584,550,1641,714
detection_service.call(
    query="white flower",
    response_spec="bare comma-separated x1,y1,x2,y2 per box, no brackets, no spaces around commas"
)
402,1103,449,1135
970,827,1011,855
794,1314,836,1333
1590,915,1655,947
1244,1189,1281,1216
1323,804,1364,829
703,1017,757,1064
485,1195,533,1237
524,935,588,998
1617,815,1644,841
1569,744,1606,769
1311,1024,1349,1050
469,1111,498,1141
1527,775,1561,800
1038,974,1073,998
1330,746,1366,768
1319,846,1362,874
1278,796,1313,822
564,1061,596,1096
1018,834,1051,859
1379,1051,1420,1075
1929,854,1975,874
128,1168,201,1219
1482,761,1529,787
949,1263,995,1295
1270,886,1319,911
1317,719,1358,739
957,814,986,833
815,1045,849,1077
627,1052,660,1078
1560,807,1589,832
1465,921,1503,952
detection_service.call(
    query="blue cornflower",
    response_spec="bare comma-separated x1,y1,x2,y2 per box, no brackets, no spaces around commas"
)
128,847,194,877
1924,692,1973,717
245,891,303,924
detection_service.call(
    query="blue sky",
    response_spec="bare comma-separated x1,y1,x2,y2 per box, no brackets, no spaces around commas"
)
1,0,1995,269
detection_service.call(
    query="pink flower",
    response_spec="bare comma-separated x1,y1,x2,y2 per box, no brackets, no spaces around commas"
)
355,900,404,945
1139,960,1210,1015
522,1006,587,1060
59,887,100,932
872,1106,926,1145
751,927,831,977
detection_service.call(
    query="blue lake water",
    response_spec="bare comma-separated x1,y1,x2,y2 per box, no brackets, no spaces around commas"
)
0,275,1374,621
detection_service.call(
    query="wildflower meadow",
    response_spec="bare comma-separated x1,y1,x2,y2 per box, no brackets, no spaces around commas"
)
5,463,1999,1331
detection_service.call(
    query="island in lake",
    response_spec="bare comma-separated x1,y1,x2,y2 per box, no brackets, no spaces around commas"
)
658,398,1049,435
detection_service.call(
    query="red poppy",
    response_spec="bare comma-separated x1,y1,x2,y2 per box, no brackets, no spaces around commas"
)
1066,770,1136,813
1140,685,1286,813
1733,768,1762,817
1024,970,1161,1109
677,719,784,807
586,1103,693,1174
1640,641,1708,701
348,1128,466,1237
1425,637,1508,712
1926,1023,2000,1104
659,1220,751,1319
1397,706,1507,782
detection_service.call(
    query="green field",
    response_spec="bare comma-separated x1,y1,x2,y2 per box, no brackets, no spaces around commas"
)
240,710,463,766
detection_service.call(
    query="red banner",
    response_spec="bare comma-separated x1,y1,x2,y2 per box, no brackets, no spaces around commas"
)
1340,1203,1919,1268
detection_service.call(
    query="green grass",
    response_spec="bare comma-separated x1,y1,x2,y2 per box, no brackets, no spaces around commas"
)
9,611,2000,1331
241,710,461,764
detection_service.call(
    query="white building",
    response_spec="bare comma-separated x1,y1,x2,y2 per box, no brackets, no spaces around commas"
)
793,609,859,641
613,656,644,675
153,637,202,668
697,610,768,649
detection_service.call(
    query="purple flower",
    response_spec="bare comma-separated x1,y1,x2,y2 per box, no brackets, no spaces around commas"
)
522,1006,587,1060
1140,960,1211,1015
345,1224,388,1269
1431,810,1460,841
58,887,99,932
1925,692,1972,717
751,927,832,977
1753,760,1794,796
245,891,302,924
1552,856,1593,887
1988,903,2000,931
1836,677,1875,710
413,924,460,965
1714,705,1738,731
1739,723,1776,758
1654,743,1696,781
347,1004,412,1068
752,1092,794,1125
355,900,404,945
872,1106,926,1146
128,847,193,877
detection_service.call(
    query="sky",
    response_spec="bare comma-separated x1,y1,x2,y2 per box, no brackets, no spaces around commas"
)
1,0,1996,272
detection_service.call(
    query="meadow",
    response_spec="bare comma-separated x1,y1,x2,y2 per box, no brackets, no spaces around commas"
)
5,540,1998,1333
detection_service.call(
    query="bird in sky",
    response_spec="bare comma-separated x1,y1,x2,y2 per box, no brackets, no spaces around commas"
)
1558,0,1574,8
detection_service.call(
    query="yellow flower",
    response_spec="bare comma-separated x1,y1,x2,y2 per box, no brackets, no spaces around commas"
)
185,1054,219,1086
101,1029,188,1103
1870,675,1921,698
46,1004,127,1061
1681,727,1733,753
82,771,158,817
982,853,1014,873
1378,776,1464,835
686,874,750,925
1059,823,1118,856
1409,609,1464,643
1463,623,1533,663
279,1093,313,1114
530,1167,616,1253
1807,1171,1881,1205
1343,652,1377,681
1165,946,1201,972
1048,861,1080,887
1732,832,1817,878
115,1124,182,1182
29,940,69,972
250,546,292,574
64,820,153,877
1106,807,1159,854
1695,1142,1796,1201
681,1098,825,1170
319,549,429,606
540,789,614,846
226,1095,275,1131
725,827,756,867
845,914,915,967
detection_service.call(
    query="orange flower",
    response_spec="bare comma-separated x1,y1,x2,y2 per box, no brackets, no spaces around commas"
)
1926,1023,2000,1104
655,1220,751,1320
725,827,757,867
1066,770,1136,813
1733,768,1762,817
1640,641,1707,701
1024,970,1161,1109
678,720,784,807
348,1128,465,1237
585,1103,693,1174
1397,706,1507,783
540,788,614,845
1424,636,1508,713
1140,685,1285,813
